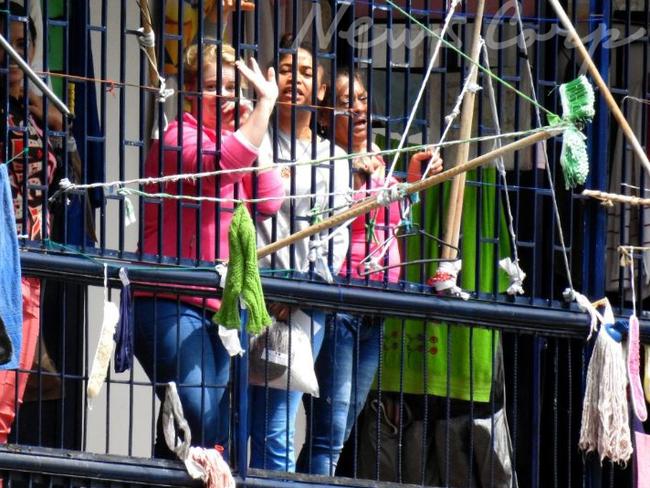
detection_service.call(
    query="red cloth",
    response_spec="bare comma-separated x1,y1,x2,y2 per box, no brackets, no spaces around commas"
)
0,277,40,443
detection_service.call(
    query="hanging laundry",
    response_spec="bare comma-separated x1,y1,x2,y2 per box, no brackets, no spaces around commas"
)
0,164,21,368
213,204,272,335
87,265,120,400
113,268,133,373
162,382,235,488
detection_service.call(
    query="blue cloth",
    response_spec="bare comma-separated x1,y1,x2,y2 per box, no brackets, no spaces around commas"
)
249,309,326,471
134,298,231,451
0,164,21,369
114,280,133,373
296,313,382,475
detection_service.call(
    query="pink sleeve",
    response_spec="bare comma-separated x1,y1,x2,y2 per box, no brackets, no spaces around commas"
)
162,122,258,186
242,167,285,219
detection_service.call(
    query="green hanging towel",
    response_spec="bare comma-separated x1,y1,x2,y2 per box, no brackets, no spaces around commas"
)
213,204,272,335
381,166,510,402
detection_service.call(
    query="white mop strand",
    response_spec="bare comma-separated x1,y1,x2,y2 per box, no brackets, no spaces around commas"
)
579,326,633,465
384,0,462,185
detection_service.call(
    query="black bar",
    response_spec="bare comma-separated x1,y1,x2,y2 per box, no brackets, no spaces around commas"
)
20,250,650,339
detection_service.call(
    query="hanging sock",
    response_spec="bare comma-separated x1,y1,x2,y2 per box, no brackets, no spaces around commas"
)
628,314,647,422
499,257,526,296
113,268,133,373
87,264,120,400
213,204,272,335
0,165,19,368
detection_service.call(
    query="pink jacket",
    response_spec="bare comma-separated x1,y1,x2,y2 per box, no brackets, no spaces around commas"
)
140,113,284,311
346,170,402,283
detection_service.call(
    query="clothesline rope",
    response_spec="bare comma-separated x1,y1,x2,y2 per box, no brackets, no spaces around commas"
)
50,125,561,201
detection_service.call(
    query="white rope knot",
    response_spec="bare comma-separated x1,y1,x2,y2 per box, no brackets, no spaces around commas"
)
467,81,482,94
377,184,406,206
156,77,175,104
445,108,461,126
499,257,526,296
363,259,383,275
429,260,470,300
308,239,334,283
136,27,156,49
59,177,74,191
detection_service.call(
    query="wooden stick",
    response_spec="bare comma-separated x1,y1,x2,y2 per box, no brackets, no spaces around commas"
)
257,129,558,260
138,0,160,88
441,0,486,260
582,189,650,207
549,0,650,177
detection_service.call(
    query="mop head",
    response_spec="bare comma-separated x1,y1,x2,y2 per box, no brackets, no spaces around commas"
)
578,324,633,465
553,76,595,189
559,75,595,125
560,126,590,190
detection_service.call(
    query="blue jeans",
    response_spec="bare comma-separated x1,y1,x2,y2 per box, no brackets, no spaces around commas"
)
134,298,231,455
249,309,326,471
296,313,382,475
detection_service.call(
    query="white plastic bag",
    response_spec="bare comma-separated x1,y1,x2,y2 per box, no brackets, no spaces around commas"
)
249,309,319,396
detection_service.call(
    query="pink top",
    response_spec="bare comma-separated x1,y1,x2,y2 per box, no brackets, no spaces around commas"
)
139,113,284,311
346,169,402,283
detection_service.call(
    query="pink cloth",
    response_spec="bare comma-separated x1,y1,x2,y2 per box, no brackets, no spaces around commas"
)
0,277,40,443
139,113,283,311
635,421,650,488
628,315,647,422
345,171,402,283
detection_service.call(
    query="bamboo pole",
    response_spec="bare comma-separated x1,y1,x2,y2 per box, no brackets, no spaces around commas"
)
582,189,650,207
441,0,485,260
548,0,650,177
137,0,160,88
257,129,559,260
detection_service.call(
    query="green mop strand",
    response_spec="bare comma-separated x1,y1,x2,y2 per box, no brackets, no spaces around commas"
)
550,75,595,189
213,205,272,335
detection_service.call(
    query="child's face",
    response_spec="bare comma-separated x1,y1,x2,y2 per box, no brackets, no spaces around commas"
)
334,76,369,151
277,48,325,108
0,21,35,89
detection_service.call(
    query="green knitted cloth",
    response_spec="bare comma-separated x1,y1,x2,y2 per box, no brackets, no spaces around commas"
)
212,205,272,335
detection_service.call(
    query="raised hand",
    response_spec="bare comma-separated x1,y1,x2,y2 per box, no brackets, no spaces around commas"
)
407,149,443,182
235,58,278,107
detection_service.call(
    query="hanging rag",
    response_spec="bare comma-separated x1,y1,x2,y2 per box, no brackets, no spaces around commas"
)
213,204,272,335
0,164,21,368
162,381,235,488
87,265,120,399
578,300,633,465
162,382,192,461
114,268,134,373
